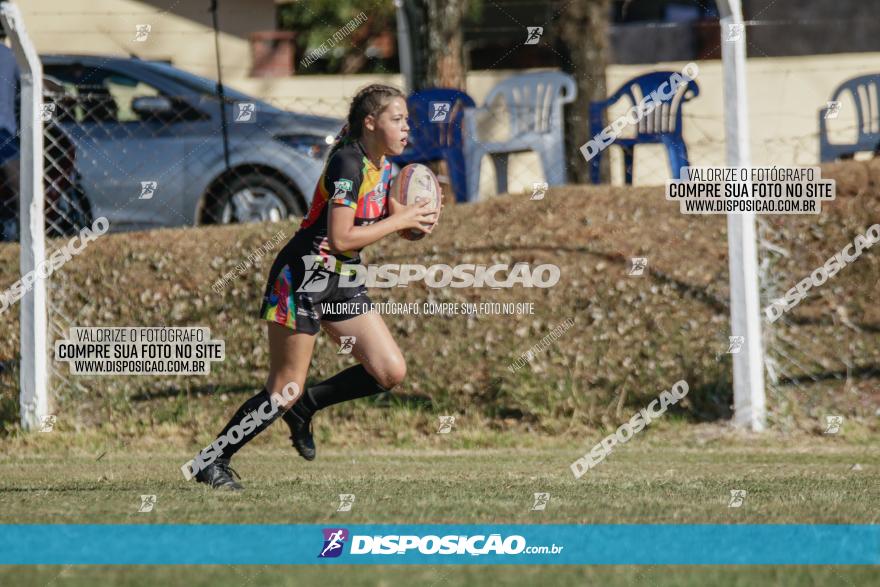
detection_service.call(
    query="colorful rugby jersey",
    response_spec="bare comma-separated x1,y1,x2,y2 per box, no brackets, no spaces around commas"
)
291,138,391,272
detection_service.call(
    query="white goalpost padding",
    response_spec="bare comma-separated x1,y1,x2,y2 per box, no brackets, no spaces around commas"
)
718,0,766,431
1,2,48,431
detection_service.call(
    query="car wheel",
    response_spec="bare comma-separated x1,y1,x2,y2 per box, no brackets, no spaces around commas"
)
211,173,303,224
48,183,92,237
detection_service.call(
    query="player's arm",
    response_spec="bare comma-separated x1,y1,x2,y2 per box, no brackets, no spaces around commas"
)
328,199,436,252
325,156,437,251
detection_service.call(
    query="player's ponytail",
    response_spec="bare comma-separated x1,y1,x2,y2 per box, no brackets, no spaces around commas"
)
326,84,405,161
326,122,353,161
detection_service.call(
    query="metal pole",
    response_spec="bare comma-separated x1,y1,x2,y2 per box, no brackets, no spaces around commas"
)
394,0,413,93
210,0,230,171
1,2,48,430
719,0,766,431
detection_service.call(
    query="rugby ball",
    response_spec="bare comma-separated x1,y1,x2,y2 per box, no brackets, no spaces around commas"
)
390,163,441,241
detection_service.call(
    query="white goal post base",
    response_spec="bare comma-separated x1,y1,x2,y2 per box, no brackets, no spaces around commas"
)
1,2,49,431
719,0,767,431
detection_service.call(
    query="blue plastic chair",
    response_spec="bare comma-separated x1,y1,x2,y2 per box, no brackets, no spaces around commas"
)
589,72,699,184
462,72,577,202
819,74,880,162
389,88,475,203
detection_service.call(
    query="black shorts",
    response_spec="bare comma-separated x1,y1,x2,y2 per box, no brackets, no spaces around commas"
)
258,245,373,334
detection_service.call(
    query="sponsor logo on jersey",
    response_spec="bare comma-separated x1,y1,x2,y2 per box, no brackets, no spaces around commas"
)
369,181,386,203
332,179,354,201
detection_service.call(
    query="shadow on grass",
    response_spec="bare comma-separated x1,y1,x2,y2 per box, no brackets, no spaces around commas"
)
775,364,880,386
129,383,258,402
0,359,19,432
682,378,734,423
382,243,880,334
0,393,18,433
130,382,437,412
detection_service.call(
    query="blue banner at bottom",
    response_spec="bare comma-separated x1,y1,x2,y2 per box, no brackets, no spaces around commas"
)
0,524,877,565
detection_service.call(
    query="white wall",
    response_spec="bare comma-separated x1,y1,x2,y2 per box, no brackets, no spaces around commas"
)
19,0,275,79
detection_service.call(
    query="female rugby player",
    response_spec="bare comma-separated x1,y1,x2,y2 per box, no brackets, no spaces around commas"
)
192,84,440,490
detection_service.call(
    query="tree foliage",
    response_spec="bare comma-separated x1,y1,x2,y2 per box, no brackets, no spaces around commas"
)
279,0,397,73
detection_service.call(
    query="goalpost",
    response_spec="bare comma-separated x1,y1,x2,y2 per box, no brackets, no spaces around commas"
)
718,0,766,431
1,1,48,431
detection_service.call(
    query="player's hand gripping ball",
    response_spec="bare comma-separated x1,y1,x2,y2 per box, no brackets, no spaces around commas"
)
390,163,442,241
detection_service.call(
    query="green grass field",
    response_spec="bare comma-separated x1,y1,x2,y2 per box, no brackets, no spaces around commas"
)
2,428,878,525
1,426,877,585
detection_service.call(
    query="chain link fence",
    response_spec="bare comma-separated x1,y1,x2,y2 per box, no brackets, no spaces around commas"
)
756,177,880,430
17,86,353,420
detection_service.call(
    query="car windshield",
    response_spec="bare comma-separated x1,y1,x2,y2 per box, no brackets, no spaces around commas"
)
146,61,281,112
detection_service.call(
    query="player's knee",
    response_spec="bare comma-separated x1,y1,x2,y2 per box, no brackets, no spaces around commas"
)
267,372,303,409
377,358,406,389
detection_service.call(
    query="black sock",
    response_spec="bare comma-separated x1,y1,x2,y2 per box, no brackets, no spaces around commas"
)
282,364,388,432
212,387,284,460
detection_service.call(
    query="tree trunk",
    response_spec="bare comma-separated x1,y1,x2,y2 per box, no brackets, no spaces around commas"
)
406,0,467,200
558,0,612,184
420,0,466,90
